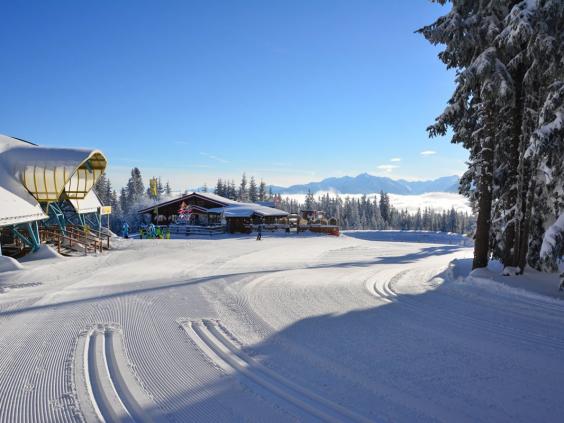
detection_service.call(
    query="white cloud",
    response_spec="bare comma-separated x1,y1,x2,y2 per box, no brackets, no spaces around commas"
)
200,152,229,163
420,150,437,156
390,157,401,162
377,164,399,172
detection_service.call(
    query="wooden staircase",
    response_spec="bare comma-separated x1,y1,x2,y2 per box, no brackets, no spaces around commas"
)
39,224,111,256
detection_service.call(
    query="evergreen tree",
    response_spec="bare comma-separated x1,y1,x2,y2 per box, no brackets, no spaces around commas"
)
420,0,564,273
259,180,267,201
228,180,237,200
304,190,315,209
93,173,112,206
249,176,258,202
238,173,248,202
126,167,145,205
119,187,128,214
214,179,224,197
419,1,513,269
379,191,390,223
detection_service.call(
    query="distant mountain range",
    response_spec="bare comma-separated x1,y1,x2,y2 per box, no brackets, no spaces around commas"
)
270,173,460,195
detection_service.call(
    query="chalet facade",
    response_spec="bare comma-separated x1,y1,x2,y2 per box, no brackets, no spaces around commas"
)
138,192,289,234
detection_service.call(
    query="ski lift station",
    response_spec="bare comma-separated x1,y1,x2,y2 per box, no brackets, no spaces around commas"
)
0,134,111,259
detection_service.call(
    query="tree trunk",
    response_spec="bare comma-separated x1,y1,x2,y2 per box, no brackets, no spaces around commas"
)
514,150,540,273
473,137,494,270
503,66,525,267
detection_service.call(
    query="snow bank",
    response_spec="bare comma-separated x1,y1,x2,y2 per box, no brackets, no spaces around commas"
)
0,256,24,272
464,260,564,300
19,245,63,262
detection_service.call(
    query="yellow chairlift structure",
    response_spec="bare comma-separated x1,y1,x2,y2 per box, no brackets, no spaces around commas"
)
0,134,108,254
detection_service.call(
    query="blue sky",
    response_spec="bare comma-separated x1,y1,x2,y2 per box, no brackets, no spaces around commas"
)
0,0,465,190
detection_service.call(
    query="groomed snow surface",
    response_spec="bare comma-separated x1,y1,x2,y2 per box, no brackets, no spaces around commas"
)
0,231,563,422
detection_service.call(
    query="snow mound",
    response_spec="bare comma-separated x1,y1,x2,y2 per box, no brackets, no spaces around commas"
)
19,245,63,262
0,256,24,272
458,259,564,300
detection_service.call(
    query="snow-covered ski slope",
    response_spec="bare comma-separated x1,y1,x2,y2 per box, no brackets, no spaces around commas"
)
0,231,563,422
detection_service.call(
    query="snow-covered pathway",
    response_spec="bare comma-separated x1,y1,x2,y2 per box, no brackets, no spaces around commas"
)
0,233,563,422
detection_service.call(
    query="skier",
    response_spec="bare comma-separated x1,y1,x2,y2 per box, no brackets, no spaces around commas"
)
122,222,130,239
256,223,262,241
148,223,156,239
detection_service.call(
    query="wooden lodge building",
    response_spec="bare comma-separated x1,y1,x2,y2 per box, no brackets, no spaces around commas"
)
137,192,289,234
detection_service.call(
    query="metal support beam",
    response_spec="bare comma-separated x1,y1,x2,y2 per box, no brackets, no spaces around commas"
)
47,202,67,235
79,213,102,231
94,213,102,231
12,223,41,252
77,213,86,227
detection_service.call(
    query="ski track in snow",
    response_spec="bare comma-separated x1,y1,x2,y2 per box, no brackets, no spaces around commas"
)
0,233,563,422
369,268,564,352
73,324,158,423
180,319,372,423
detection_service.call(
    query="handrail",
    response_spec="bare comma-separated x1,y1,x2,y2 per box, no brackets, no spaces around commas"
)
68,224,111,249
44,226,98,248
67,223,111,241
39,227,102,255
43,224,110,250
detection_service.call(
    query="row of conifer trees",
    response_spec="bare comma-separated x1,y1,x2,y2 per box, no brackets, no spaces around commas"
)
95,169,474,235
419,0,563,273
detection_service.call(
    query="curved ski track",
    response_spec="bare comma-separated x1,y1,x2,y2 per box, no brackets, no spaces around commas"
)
180,319,373,423
368,269,564,352
73,324,157,423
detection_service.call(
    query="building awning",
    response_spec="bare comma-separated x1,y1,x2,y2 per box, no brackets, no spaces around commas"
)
0,134,107,227
0,135,107,202
68,190,102,214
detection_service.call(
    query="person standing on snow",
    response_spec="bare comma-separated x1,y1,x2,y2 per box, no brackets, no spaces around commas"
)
122,222,130,239
256,223,262,241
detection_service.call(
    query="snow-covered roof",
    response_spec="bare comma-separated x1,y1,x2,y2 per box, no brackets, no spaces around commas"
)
0,134,107,226
138,191,288,218
190,193,287,216
138,191,237,214
194,191,240,206
0,141,107,202
0,182,47,227
69,190,102,215
0,136,48,226
208,203,288,218
255,201,276,208
184,192,288,217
